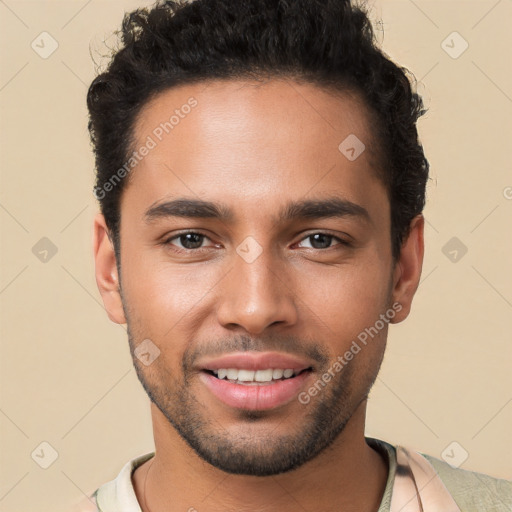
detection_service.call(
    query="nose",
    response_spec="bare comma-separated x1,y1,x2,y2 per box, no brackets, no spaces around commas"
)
215,247,298,335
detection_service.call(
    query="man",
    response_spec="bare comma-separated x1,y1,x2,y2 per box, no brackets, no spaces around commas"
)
84,0,511,510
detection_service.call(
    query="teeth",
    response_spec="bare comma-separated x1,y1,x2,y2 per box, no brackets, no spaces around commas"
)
272,369,284,379
237,370,255,382
212,368,298,382
255,369,273,382
227,368,238,380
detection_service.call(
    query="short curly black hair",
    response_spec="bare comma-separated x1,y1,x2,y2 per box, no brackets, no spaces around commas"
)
87,0,429,261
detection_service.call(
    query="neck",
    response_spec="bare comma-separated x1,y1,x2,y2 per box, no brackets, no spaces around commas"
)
133,401,388,512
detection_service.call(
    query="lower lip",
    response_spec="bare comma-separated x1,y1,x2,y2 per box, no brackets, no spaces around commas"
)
199,371,312,411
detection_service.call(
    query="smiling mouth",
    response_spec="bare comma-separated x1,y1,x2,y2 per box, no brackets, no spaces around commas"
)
203,367,312,385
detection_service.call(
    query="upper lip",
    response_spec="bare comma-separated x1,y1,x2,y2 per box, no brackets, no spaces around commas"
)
197,352,314,372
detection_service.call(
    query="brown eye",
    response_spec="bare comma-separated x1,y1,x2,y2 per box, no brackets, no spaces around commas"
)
176,233,205,249
164,231,213,251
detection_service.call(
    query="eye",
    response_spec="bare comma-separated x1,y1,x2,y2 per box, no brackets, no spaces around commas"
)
296,233,348,250
163,231,215,251
162,230,350,254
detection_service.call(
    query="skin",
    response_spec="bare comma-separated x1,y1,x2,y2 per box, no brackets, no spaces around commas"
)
93,78,424,512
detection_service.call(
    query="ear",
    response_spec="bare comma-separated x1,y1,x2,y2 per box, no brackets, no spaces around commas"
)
390,214,424,323
92,212,126,325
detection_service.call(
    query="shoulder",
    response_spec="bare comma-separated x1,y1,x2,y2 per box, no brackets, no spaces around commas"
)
72,452,155,512
71,491,99,512
420,452,512,511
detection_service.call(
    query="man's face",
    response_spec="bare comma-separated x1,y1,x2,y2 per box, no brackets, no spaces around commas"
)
103,79,406,475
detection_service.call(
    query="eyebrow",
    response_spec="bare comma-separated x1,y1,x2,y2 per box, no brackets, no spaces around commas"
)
143,197,370,224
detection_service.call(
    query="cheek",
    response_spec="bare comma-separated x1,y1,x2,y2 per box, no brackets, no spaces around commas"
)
291,263,392,372
121,257,222,336
296,260,391,330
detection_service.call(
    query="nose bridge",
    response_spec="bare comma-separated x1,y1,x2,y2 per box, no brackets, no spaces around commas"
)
216,238,297,334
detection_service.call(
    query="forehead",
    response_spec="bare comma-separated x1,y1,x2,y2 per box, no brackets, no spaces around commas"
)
122,78,386,221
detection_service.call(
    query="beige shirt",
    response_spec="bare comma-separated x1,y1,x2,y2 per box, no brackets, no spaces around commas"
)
76,438,512,511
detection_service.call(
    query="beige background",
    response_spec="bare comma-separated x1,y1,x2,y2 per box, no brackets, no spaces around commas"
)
0,1,511,511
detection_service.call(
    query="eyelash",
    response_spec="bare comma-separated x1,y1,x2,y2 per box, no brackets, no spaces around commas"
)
161,230,351,253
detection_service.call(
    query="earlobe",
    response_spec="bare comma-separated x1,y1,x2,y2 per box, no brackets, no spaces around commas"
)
390,214,425,324
92,212,127,325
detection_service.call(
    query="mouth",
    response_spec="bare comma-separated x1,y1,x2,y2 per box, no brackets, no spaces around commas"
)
203,367,312,385
197,352,315,410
